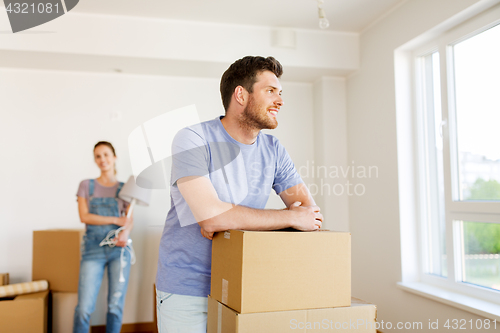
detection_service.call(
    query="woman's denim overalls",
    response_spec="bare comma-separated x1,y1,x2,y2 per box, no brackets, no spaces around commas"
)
73,180,131,333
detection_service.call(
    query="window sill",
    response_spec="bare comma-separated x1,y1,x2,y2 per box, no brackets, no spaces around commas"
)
397,282,500,321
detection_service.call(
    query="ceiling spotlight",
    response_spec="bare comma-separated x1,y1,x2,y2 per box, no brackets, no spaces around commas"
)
317,0,330,29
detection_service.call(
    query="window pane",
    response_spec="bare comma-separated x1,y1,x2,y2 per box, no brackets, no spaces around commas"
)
453,24,500,201
460,221,500,291
422,52,447,277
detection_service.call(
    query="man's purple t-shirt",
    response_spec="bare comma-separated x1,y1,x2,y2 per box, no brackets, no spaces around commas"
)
155,116,303,297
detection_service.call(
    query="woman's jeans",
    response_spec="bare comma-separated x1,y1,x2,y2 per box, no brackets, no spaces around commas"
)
156,289,208,333
73,229,131,333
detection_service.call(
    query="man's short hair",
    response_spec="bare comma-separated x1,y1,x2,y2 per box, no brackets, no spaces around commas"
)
220,56,283,111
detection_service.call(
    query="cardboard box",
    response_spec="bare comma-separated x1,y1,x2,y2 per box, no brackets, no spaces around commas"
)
0,290,49,333
154,284,159,333
211,230,351,313
207,296,376,333
52,292,78,333
32,229,85,292
0,273,9,286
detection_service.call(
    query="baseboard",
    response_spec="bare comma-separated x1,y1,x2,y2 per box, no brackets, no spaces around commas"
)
91,321,155,333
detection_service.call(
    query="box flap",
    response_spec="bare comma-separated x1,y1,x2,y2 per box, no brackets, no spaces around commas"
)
15,290,49,301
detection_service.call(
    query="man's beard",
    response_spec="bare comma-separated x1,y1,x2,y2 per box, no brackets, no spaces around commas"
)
239,95,278,131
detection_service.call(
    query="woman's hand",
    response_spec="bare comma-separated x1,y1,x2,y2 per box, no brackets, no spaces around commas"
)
115,228,130,247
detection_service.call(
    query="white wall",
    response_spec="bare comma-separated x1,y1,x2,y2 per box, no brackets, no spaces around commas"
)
0,67,319,324
311,77,349,232
347,0,500,331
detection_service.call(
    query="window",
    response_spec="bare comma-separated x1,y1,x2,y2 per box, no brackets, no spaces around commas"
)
418,51,447,278
414,6,500,305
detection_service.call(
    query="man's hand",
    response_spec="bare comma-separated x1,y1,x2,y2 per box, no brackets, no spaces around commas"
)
288,201,323,231
200,227,214,240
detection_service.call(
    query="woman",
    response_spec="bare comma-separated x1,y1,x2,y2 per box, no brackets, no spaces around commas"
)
73,141,133,333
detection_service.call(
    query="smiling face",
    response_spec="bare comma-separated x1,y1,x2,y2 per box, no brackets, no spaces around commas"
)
94,144,116,173
240,70,284,130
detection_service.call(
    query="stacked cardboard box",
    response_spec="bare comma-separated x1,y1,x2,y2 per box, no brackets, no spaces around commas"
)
32,229,85,333
208,229,377,332
208,296,377,333
32,229,85,292
0,273,48,333
0,290,49,333
0,273,9,286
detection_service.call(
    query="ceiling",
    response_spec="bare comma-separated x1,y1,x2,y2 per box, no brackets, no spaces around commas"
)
71,0,406,33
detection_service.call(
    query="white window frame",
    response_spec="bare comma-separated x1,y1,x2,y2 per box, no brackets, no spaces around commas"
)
396,2,500,320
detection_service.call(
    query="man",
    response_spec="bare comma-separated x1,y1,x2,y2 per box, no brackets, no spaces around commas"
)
155,56,322,332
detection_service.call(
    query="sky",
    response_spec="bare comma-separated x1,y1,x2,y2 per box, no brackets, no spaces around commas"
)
454,23,500,161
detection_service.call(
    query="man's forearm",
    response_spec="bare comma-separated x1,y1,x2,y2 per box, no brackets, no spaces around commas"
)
178,176,321,233
199,204,294,233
